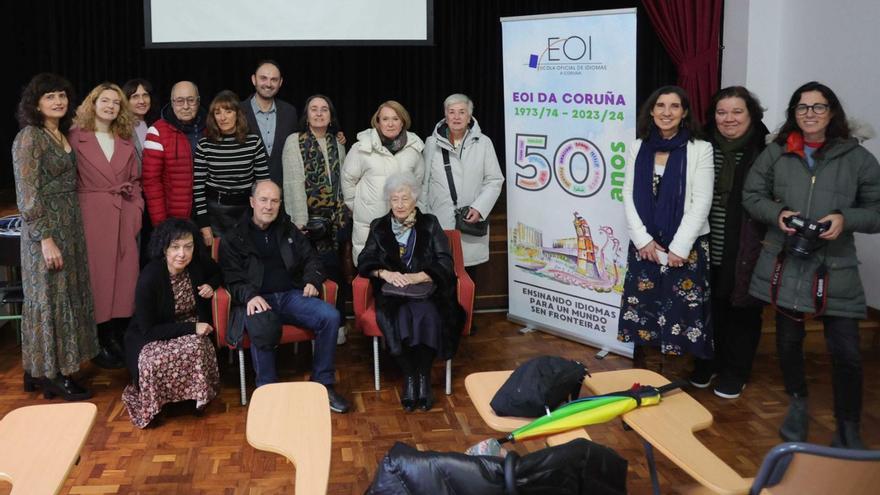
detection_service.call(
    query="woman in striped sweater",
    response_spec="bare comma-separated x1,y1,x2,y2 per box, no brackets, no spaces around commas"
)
194,90,270,246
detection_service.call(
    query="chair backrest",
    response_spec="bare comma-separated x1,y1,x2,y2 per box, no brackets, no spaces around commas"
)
444,229,467,276
750,442,880,495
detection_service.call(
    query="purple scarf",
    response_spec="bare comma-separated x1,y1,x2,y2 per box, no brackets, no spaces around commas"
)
633,128,690,248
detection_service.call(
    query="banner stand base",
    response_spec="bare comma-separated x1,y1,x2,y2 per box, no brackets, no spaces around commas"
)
595,348,610,360
518,325,536,335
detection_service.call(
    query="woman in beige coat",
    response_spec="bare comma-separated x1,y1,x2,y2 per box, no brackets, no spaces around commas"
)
342,100,424,263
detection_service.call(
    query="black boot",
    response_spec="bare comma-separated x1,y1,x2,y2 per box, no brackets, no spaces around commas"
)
779,396,808,442
394,351,419,412
831,420,865,450
41,375,93,401
92,323,125,369
109,318,129,362
401,375,417,412
414,345,436,411
418,373,434,411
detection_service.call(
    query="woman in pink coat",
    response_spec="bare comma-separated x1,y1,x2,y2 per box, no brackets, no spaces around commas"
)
70,82,143,369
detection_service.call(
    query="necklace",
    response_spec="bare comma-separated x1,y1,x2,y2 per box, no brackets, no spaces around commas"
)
43,127,65,147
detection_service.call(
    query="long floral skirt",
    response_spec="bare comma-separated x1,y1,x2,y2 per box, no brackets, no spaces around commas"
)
122,334,220,428
617,235,713,359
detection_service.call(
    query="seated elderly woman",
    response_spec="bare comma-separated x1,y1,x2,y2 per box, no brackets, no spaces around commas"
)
357,171,466,412
122,218,222,428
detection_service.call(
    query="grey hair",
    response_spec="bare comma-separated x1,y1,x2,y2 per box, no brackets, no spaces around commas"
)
443,93,473,115
251,179,280,197
384,171,421,201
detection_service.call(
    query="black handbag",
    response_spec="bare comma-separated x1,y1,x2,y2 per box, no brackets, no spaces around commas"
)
304,207,334,240
381,281,436,299
443,149,488,237
490,355,589,417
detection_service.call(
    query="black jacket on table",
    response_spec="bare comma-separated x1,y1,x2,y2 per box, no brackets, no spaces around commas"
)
357,210,466,360
366,439,628,495
124,255,222,384
219,209,326,348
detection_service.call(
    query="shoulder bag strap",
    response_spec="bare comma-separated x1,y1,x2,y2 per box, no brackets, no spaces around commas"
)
442,149,459,208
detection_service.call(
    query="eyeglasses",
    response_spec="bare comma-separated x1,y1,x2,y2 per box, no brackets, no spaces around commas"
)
171,96,200,107
794,103,829,115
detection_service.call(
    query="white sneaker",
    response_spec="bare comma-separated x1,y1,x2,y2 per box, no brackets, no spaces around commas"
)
336,326,347,345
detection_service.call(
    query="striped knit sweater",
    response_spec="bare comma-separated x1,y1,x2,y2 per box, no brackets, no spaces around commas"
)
193,134,269,226
709,148,743,266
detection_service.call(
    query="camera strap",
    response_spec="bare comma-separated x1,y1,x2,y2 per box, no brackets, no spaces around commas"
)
770,251,829,322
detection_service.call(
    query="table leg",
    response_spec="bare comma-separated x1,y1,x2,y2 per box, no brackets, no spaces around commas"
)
643,439,661,495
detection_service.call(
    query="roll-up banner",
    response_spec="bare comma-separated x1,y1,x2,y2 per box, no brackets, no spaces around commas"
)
501,9,636,357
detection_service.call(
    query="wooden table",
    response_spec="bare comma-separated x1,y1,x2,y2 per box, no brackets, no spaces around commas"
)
584,369,752,495
0,402,97,495
246,382,332,495
465,370,591,447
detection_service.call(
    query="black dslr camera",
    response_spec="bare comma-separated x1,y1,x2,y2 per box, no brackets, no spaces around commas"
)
783,215,831,257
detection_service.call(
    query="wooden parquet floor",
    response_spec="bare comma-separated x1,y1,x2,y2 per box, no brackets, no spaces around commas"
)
0,313,876,494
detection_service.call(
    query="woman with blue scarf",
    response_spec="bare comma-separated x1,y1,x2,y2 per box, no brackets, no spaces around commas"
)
618,86,715,364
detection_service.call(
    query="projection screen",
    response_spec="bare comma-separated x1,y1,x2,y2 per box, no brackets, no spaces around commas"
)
145,0,432,47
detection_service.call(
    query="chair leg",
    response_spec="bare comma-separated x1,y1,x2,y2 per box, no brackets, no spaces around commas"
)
227,347,234,365
294,342,299,354
238,349,248,406
311,340,315,354
373,336,380,391
445,359,452,395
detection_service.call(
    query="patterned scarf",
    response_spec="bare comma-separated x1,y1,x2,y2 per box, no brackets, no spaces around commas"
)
298,130,344,252
633,128,691,248
391,210,418,267
381,131,408,154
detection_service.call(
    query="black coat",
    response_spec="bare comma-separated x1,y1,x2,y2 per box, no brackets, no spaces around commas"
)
242,95,298,187
708,122,769,306
366,439,628,495
219,209,326,348
357,210,466,360
124,255,222,384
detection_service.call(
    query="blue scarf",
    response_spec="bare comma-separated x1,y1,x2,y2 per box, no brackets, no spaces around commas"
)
633,128,690,248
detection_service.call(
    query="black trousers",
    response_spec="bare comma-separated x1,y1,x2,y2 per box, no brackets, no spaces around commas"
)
694,298,763,383
775,312,862,422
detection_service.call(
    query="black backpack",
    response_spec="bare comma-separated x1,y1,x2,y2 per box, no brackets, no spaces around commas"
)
490,356,588,417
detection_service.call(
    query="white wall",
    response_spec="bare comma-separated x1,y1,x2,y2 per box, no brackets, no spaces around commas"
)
722,0,880,308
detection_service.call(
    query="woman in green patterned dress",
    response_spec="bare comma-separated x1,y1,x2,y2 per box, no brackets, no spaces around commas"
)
12,73,99,401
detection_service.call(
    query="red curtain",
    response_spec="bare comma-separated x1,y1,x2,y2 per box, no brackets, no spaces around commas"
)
643,0,723,125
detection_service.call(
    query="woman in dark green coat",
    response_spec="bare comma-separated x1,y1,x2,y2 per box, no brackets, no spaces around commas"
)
743,81,880,449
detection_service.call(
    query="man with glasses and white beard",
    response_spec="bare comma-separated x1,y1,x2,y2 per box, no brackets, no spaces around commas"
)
143,80,207,227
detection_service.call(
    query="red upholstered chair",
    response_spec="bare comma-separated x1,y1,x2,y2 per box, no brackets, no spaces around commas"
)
352,229,475,395
211,238,338,406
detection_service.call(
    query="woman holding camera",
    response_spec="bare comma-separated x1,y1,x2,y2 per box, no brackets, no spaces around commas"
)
743,81,880,449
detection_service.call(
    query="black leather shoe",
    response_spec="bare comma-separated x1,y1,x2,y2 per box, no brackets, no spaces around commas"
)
41,375,93,401
23,372,40,392
92,346,125,369
417,373,434,411
326,385,351,414
401,375,417,412
107,332,126,363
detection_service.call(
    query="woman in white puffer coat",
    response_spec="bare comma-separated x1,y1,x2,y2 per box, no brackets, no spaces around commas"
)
422,94,504,268
342,100,424,263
